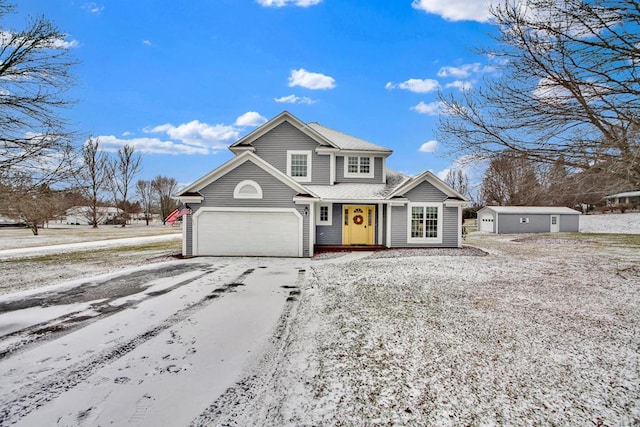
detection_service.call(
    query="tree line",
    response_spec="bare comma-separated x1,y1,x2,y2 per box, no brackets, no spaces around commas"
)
1,137,179,234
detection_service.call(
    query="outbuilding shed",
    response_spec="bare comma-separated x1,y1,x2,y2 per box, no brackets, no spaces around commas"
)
477,206,580,234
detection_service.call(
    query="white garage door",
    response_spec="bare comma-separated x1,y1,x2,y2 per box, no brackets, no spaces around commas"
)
479,213,495,233
195,209,301,257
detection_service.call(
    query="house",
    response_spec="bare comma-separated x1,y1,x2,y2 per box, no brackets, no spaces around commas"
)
604,190,640,209
175,111,467,257
477,206,580,234
63,206,123,225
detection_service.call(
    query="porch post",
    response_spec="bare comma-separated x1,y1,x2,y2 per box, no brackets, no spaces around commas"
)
377,203,383,245
386,204,392,248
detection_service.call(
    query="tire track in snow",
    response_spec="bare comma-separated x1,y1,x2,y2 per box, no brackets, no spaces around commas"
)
189,267,308,426
0,266,257,425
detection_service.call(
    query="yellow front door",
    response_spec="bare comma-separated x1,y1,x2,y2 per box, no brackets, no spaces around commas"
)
343,205,375,245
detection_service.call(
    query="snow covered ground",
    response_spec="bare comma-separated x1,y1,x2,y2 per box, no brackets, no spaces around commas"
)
0,214,638,425
580,211,640,234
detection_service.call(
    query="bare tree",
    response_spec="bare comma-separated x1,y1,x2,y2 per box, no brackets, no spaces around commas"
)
444,168,470,200
438,0,640,188
480,152,544,206
74,138,109,227
0,1,77,184
152,175,178,224
136,179,155,226
108,145,141,227
1,173,63,234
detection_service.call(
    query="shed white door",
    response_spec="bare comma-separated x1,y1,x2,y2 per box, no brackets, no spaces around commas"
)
550,215,560,233
479,212,495,233
195,209,301,257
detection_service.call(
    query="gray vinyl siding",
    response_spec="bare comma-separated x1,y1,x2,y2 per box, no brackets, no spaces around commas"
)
560,214,580,232
185,214,193,257
390,181,459,248
336,156,384,183
390,205,459,248
251,121,330,185
497,213,579,234
404,182,447,202
315,203,343,245
189,161,310,257
197,162,298,209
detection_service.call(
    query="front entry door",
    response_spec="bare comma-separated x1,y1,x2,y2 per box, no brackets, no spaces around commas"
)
550,215,560,233
343,205,375,245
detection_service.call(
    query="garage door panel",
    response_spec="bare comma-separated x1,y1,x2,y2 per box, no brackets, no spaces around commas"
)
196,210,300,257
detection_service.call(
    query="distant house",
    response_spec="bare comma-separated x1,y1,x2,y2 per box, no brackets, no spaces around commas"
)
175,111,468,257
477,206,580,234
604,190,640,209
64,206,122,225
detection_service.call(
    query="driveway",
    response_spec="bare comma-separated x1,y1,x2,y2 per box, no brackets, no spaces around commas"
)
0,256,307,426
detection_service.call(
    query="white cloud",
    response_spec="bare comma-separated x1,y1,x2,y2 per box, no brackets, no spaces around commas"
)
274,94,317,104
0,31,79,49
145,120,239,149
385,78,440,93
142,40,152,46
234,111,268,127
419,140,439,153
445,80,473,91
82,3,104,14
437,63,486,78
97,135,209,155
411,0,494,23
288,68,336,90
257,0,321,7
411,101,445,116
95,113,268,156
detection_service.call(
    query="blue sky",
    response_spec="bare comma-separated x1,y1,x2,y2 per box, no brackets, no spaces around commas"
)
9,0,500,189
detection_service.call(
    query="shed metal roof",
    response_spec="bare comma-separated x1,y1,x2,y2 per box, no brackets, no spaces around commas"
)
481,206,580,215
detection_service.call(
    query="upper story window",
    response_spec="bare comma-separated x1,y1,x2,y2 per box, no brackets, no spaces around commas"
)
344,156,374,178
287,150,312,182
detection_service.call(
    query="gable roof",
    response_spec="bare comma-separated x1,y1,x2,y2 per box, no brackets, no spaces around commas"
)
389,170,467,201
229,111,337,153
176,151,317,198
306,123,392,153
228,111,392,155
480,206,580,215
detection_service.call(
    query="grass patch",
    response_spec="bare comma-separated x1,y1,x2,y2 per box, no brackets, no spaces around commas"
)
4,240,181,264
570,233,640,248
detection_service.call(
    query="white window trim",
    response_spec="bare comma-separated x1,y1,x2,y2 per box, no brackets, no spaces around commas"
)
344,155,374,179
233,180,263,199
287,150,312,183
316,203,333,226
407,202,443,244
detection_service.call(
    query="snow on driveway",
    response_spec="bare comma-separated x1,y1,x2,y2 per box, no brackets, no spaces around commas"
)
0,257,307,425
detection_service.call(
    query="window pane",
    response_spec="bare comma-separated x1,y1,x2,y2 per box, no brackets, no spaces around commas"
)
320,206,329,222
411,206,424,238
424,206,438,238
348,157,359,174
291,154,307,177
359,157,370,174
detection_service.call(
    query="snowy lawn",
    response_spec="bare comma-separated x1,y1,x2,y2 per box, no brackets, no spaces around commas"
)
203,235,639,426
0,213,638,425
